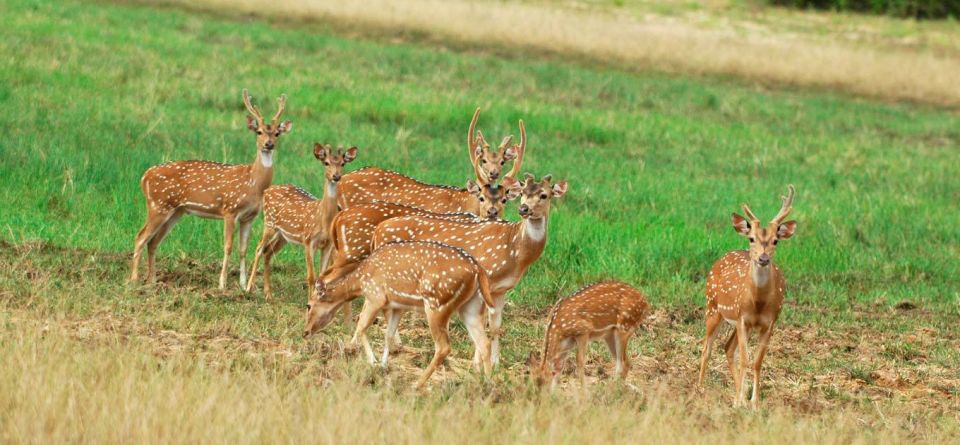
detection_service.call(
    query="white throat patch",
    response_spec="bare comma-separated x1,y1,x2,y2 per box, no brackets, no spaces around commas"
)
752,265,771,287
524,218,546,242
326,182,337,198
260,151,273,168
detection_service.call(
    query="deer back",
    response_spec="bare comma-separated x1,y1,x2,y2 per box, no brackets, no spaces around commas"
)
262,185,327,242
337,167,474,213
140,160,269,218
547,281,649,341
705,251,786,322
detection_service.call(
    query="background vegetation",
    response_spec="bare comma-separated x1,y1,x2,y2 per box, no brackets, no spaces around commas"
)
768,0,960,19
0,0,957,442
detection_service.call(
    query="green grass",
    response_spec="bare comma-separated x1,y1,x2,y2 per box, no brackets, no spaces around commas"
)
1,0,959,440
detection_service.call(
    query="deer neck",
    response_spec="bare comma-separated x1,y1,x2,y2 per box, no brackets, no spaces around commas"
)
327,272,363,305
748,262,776,298
515,216,548,264
315,178,339,227
250,151,275,193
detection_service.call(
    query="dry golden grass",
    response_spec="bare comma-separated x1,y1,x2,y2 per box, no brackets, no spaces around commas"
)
2,310,956,445
145,0,960,106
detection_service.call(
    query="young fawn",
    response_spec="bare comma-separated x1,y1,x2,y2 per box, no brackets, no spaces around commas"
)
336,109,525,214
698,185,797,409
322,182,521,283
371,174,568,366
303,241,496,389
244,143,358,299
130,90,291,288
529,281,650,388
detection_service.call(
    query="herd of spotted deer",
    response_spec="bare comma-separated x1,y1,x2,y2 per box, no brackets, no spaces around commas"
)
128,90,798,409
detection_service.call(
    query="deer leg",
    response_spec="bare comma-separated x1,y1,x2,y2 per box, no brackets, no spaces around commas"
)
576,335,589,388
734,319,750,407
380,308,396,368
218,217,237,290
488,294,507,366
319,243,334,273
351,298,382,364
723,329,739,387
245,226,276,293
417,307,453,389
750,324,773,410
383,308,404,362
237,219,254,287
304,242,317,292
697,312,723,389
262,237,285,300
615,329,631,379
145,210,182,283
131,208,171,283
459,295,491,375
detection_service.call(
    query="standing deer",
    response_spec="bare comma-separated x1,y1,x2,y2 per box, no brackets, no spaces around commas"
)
244,143,358,300
697,185,797,409
130,90,291,288
336,109,525,214
322,182,521,284
528,281,650,389
303,241,497,389
372,174,568,365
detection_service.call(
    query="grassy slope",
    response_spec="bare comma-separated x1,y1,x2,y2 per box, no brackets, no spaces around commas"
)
0,0,958,440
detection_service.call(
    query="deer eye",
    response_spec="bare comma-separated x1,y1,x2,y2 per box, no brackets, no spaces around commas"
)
501,198,507,203
256,130,263,135
540,194,547,199
480,159,486,164
773,239,778,245
748,237,755,243
500,160,505,165
478,197,485,202
306,304,311,310
324,161,329,166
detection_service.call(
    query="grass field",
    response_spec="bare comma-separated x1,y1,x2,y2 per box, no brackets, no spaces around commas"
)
1,0,959,442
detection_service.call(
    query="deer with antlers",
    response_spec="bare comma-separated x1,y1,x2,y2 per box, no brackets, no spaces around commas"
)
130,90,291,288
371,174,568,366
244,143,358,300
529,281,650,389
697,185,797,409
336,108,525,214
303,241,496,389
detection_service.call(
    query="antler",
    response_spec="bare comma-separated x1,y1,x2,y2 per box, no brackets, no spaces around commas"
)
770,184,796,225
741,203,760,225
242,89,264,127
467,107,481,161
270,94,287,126
504,119,526,180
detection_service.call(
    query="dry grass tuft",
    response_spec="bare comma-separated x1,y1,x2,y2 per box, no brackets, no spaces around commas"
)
144,0,960,106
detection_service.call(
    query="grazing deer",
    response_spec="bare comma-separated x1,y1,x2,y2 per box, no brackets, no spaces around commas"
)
244,143,358,299
303,241,497,389
371,174,568,366
336,110,525,214
322,183,521,283
130,90,292,288
697,185,797,409
528,281,650,389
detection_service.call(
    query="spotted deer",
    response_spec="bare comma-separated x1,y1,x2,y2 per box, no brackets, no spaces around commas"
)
697,185,797,409
528,281,650,388
371,174,568,366
303,241,497,389
244,143,358,299
321,183,521,284
336,109,525,214
130,90,291,288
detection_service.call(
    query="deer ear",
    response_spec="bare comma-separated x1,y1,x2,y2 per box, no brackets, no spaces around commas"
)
343,146,358,163
503,146,518,160
278,120,293,134
732,213,751,235
313,143,327,160
466,180,482,194
551,181,568,198
246,115,258,131
777,220,797,239
502,176,522,192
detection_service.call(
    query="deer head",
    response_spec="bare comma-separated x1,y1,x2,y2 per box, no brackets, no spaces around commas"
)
731,185,798,269
466,180,522,220
467,108,526,184
303,280,344,337
243,89,292,155
313,143,359,184
505,174,568,220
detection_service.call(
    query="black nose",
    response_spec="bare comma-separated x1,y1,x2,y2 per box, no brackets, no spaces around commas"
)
488,171,499,179
332,174,341,182
758,254,771,266
264,141,274,149
487,208,498,216
519,204,529,213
